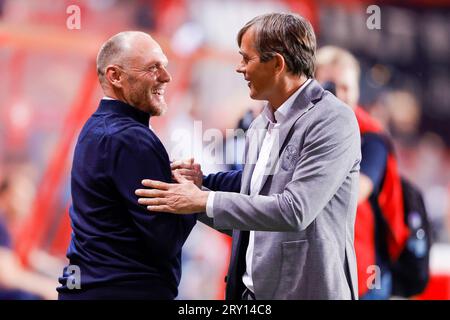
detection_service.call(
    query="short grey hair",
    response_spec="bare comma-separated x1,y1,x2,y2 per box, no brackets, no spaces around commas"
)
96,31,149,84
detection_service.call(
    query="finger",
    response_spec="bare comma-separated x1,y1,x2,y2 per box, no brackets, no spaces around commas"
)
173,169,189,183
141,179,170,190
138,197,164,206
170,173,195,184
170,162,193,170
170,159,184,169
182,175,197,181
175,176,197,184
173,168,198,177
193,163,201,172
135,189,165,197
172,174,197,183
170,158,195,170
146,205,174,213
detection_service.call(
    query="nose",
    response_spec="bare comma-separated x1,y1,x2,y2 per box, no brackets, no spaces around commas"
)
236,61,245,74
159,66,172,83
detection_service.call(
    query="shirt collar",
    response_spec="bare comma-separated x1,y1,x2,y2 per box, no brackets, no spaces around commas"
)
263,78,312,124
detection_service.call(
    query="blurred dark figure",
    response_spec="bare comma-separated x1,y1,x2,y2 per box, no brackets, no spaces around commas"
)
0,176,57,300
134,0,157,30
370,91,422,148
224,107,260,171
316,46,410,299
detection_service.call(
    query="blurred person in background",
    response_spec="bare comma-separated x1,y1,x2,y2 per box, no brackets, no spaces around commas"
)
369,90,422,148
315,46,409,299
413,133,449,242
136,13,361,300
0,175,57,300
371,91,449,243
57,31,196,300
224,106,261,171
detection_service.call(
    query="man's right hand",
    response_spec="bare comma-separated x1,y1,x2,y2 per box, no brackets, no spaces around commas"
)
170,158,203,188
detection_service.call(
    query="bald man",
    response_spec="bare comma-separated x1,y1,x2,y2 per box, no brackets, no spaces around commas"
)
57,31,196,300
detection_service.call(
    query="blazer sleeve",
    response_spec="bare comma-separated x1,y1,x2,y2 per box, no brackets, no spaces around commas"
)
211,107,361,232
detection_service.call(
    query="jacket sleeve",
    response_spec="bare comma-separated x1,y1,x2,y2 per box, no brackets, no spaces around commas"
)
212,107,361,232
203,170,242,193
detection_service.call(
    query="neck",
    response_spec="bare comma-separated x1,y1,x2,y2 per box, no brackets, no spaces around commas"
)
103,87,120,101
268,75,308,112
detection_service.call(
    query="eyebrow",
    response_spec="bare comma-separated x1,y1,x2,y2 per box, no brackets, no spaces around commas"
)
145,59,169,68
238,50,248,58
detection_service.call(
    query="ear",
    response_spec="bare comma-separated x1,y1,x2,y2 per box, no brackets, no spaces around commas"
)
105,65,124,89
273,53,286,76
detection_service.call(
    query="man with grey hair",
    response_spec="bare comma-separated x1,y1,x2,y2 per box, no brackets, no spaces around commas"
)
57,31,196,300
136,13,361,300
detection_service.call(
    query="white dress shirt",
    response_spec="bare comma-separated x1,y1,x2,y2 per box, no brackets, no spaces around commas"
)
206,79,312,294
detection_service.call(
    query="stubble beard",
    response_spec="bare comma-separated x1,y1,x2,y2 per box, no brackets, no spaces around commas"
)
129,85,167,116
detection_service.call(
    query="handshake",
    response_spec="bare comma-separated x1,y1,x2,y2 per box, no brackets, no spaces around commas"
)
170,158,203,188
135,158,209,214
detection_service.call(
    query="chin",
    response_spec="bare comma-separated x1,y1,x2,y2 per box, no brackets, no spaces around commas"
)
249,92,263,101
150,104,167,116
157,106,167,116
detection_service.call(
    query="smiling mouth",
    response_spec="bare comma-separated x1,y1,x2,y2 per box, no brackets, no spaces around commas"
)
152,88,165,95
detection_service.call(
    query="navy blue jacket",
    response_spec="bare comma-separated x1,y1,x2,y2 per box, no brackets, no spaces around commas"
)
203,170,242,193
0,214,11,249
58,99,196,299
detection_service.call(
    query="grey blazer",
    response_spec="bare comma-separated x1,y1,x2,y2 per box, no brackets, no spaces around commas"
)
210,80,361,300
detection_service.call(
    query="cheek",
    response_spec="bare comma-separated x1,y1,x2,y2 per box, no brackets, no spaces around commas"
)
137,82,152,98
146,80,157,93
254,71,272,90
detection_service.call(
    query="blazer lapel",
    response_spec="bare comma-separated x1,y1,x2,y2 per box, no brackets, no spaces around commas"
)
257,80,325,191
240,115,268,195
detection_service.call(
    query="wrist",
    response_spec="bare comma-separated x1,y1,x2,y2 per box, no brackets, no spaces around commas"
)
194,191,209,212
196,174,204,188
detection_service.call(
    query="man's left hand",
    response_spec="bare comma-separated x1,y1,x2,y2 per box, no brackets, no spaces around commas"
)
135,171,208,214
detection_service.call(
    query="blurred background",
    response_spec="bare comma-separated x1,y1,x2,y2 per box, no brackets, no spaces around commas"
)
0,0,449,300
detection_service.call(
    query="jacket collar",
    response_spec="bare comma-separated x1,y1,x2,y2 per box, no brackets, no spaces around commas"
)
96,99,151,126
240,79,325,194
